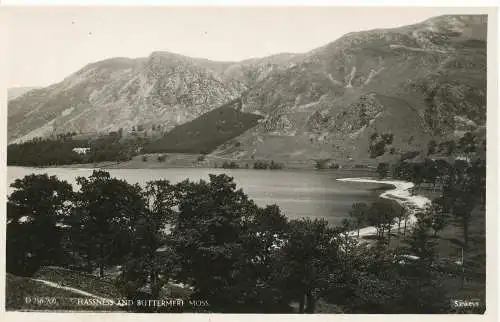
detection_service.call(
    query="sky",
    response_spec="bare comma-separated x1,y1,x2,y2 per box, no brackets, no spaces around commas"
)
2,6,486,88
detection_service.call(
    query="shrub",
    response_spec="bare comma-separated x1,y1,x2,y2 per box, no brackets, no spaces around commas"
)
269,161,284,170
222,161,239,169
253,161,269,170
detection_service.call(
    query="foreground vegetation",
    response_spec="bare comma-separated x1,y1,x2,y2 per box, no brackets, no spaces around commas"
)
6,149,486,313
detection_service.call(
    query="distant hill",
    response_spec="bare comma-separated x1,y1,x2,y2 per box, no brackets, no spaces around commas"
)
8,87,39,101
143,98,262,154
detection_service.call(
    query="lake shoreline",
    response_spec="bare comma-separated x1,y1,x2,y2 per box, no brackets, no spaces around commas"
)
337,177,431,238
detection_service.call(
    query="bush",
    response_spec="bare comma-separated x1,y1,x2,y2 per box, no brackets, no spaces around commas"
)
269,161,284,170
197,155,205,162
329,163,340,169
222,161,239,169
253,161,269,170
141,156,148,162
314,159,328,170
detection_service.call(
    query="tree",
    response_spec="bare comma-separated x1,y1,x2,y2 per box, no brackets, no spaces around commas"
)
403,213,438,264
348,203,368,237
119,180,178,302
439,140,456,156
376,163,390,179
428,199,450,237
451,192,475,247
410,163,425,190
394,205,411,237
7,174,74,275
170,174,274,312
277,218,340,313
367,201,396,241
75,170,147,277
314,159,328,170
427,140,437,155
381,133,394,145
458,132,476,156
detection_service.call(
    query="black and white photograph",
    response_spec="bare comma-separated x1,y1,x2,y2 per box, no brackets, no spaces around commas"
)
2,4,496,315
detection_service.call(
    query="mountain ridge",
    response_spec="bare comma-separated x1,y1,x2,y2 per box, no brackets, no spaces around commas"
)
8,14,487,164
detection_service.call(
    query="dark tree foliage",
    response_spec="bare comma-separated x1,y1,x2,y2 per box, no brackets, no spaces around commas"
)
458,132,476,155
253,160,283,170
74,170,147,277
381,133,394,145
7,133,147,166
7,174,74,276
275,218,340,313
118,180,178,306
222,161,240,169
367,200,397,241
376,163,390,179
169,174,291,312
369,140,387,158
427,139,437,155
348,203,368,237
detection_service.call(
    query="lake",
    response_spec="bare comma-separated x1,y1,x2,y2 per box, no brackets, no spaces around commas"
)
7,166,386,226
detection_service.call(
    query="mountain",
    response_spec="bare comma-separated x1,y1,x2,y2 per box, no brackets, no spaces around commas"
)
7,50,300,144
211,15,487,164
8,15,487,165
222,53,303,88
7,87,39,101
7,53,244,143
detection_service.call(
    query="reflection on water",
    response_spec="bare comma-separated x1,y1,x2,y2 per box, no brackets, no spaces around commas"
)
7,167,383,226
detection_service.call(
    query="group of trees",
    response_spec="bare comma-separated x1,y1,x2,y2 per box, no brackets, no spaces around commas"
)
253,160,284,170
6,169,482,313
314,159,340,170
218,160,284,170
7,132,149,166
369,132,394,158
343,200,412,241
377,153,486,250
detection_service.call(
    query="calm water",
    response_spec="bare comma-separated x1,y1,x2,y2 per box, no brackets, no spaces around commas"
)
7,167,385,226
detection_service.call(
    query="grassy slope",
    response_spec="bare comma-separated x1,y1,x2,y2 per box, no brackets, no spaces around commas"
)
5,273,122,312
143,99,262,154
32,266,123,298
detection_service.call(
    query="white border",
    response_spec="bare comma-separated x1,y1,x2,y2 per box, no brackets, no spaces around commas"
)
0,2,498,322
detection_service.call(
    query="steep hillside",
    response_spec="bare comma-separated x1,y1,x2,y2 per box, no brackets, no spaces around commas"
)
213,15,487,164
222,53,303,88
143,98,262,154
8,50,303,145
8,53,244,143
